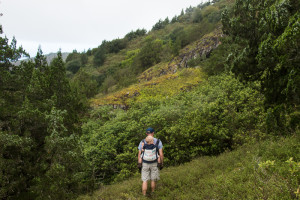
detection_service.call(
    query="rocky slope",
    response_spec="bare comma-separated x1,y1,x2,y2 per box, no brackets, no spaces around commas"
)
91,27,223,108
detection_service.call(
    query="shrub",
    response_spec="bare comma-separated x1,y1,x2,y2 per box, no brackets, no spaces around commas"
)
81,74,266,184
133,37,163,72
93,48,106,66
66,59,81,74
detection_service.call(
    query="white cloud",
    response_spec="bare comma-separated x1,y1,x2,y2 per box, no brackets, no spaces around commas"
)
1,0,206,56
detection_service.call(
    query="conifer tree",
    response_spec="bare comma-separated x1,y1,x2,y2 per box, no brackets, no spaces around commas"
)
1,26,87,198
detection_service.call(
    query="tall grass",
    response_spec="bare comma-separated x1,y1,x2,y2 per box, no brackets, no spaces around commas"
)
78,132,299,200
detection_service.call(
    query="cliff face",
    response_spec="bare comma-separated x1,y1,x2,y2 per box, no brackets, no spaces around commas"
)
176,27,223,68
139,27,223,82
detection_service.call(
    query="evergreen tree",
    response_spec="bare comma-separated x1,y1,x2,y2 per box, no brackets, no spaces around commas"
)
0,26,88,198
222,0,300,107
93,47,106,66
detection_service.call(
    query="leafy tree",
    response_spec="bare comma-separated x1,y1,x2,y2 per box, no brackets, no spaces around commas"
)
30,107,86,200
101,75,117,93
66,59,81,73
71,70,98,99
152,19,165,31
192,8,203,23
171,15,178,23
133,37,163,72
93,45,106,66
34,46,48,69
65,50,88,74
0,25,28,133
1,25,88,198
125,29,147,41
185,6,194,14
222,0,300,108
105,38,127,54
66,50,80,62
81,52,88,65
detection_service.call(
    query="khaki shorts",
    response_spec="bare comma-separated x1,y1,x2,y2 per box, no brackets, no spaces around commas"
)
141,162,160,182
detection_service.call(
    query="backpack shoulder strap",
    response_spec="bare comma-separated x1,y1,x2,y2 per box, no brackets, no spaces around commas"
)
155,139,160,146
155,139,160,155
141,139,145,149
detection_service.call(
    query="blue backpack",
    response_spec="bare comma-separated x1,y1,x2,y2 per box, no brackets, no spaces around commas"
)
141,139,160,163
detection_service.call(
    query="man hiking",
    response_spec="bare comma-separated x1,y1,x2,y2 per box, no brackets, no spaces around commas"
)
138,127,164,196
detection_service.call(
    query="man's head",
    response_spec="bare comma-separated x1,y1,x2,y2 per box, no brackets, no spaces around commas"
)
145,135,154,144
146,127,155,136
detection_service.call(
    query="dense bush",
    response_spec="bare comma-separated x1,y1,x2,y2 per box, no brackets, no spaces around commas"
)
65,50,88,74
103,38,127,54
152,18,170,31
222,0,300,108
81,74,266,185
125,29,147,41
0,47,88,199
93,47,106,66
132,37,163,72
71,70,98,99
66,59,81,73
79,133,300,200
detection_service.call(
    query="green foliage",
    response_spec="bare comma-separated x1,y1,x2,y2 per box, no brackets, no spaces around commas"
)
104,38,127,54
152,18,170,31
257,12,300,106
199,36,242,75
82,74,266,185
66,59,81,73
222,0,300,109
125,29,147,41
207,8,221,23
30,107,86,200
100,75,118,94
92,38,128,67
133,37,163,72
192,8,203,23
4,0,300,198
93,46,106,66
71,69,98,99
0,31,88,199
79,133,300,200
0,133,33,199
65,50,88,74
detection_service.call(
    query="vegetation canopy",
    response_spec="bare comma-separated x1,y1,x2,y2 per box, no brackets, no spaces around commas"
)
0,0,299,199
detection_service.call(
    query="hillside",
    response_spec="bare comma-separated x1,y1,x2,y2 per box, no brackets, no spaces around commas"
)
90,26,223,107
64,0,230,107
1,0,299,199
79,134,300,199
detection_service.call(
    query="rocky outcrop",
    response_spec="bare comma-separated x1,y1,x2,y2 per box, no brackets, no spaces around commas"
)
92,27,224,108
168,27,224,72
138,27,224,81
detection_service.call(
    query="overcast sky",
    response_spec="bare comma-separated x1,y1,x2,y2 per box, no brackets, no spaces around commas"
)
1,0,206,57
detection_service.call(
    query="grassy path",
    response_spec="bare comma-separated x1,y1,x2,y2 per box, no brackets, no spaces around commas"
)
79,134,300,200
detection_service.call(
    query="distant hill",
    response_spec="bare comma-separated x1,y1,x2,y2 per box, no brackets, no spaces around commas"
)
13,52,69,66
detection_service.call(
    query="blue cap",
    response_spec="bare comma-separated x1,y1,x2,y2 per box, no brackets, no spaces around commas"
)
146,127,155,133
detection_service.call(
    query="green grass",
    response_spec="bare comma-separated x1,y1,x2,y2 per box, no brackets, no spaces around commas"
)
78,133,300,200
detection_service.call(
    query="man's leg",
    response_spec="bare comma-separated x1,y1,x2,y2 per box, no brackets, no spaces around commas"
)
151,180,156,192
141,163,150,195
142,181,148,195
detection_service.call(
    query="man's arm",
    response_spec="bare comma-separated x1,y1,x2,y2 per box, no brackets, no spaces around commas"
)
159,149,164,164
138,150,142,160
137,141,143,161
